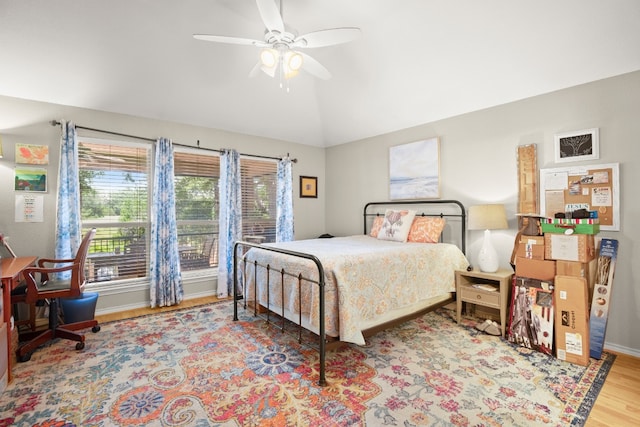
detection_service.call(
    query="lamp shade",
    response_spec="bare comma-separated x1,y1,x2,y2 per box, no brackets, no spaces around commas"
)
468,204,508,231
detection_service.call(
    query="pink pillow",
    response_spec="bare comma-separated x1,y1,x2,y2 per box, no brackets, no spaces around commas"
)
370,217,384,237
407,217,446,243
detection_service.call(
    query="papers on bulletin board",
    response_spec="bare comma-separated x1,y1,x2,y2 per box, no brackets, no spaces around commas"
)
15,194,44,222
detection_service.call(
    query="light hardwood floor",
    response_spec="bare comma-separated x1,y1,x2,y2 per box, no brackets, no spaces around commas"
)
95,297,640,425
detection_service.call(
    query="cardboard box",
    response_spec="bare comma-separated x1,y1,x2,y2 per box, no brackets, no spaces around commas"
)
508,277,554,355
516,242,545,260
554,276,590,366
520,235,545,245
544,234,595,262
541,219,600,235
515,256,556,281
556,259,597,303
589,238,618,359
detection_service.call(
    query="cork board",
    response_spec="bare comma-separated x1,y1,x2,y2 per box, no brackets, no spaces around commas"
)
539,163,619,231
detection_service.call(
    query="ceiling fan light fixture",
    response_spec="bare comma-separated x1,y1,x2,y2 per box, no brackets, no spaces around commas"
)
260,48,278,68
285,51,303,71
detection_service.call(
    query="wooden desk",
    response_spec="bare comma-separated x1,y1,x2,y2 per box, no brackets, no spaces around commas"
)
1,256,37,386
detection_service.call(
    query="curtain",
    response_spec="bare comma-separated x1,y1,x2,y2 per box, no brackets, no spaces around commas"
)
218,149,242,297
55,121,82,269
276,157,294,242
149,137,183,308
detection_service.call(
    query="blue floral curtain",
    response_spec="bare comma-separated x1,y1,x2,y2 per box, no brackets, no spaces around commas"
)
276,157,294,242
55,121,82,267
149,137,183,308
218,149,242,297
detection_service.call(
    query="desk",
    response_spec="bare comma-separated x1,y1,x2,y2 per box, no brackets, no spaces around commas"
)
1,256,37,386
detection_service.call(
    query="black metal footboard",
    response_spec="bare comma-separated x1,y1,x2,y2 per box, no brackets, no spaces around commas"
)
233,241,329,386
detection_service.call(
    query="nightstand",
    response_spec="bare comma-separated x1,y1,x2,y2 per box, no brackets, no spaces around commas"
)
456,269,514,337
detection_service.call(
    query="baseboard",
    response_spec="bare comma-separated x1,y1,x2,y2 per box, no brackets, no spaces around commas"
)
604,342,640,358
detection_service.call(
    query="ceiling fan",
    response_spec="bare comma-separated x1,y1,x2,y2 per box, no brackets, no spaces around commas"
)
194,0,361,86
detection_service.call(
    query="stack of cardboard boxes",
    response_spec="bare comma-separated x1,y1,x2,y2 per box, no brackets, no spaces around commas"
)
508,214,598,366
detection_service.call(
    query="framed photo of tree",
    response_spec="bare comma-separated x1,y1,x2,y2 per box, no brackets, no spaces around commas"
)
554,128,599,163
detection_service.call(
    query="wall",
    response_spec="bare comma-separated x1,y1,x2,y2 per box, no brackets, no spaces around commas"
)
325,70,640,356
0,96,326,312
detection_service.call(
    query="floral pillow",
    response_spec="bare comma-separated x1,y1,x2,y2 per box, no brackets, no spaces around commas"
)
369,216,384,237
377,209,416,242
407,216,446,243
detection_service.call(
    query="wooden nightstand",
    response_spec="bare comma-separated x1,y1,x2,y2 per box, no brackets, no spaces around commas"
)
456,269,514,337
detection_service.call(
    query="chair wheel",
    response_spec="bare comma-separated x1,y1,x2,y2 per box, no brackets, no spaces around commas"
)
76,342,85,350
92,325,101,333
18,353,31,362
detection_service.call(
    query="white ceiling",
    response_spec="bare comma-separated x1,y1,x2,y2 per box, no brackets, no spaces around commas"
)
1,0,639,147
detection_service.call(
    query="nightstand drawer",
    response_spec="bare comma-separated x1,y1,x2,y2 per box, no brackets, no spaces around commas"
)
460,287,500,307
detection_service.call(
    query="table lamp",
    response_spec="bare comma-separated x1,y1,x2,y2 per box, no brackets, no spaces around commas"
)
468,204,508,273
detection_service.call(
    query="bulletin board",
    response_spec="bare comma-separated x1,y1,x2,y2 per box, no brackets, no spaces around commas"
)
539,162,619,231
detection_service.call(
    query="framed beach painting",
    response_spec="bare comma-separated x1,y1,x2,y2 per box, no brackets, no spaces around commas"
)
389,137,440,200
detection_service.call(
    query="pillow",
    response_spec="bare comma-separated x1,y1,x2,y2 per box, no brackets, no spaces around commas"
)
369,216,384,237
377,209,416,242
407,216,446,243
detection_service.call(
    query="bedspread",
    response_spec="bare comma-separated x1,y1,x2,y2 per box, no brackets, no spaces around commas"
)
243,235,469,345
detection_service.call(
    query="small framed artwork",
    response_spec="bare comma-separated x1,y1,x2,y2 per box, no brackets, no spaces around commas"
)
15,167,47,192
389,137,440,199
15,144,49,165
300,176,318,198
554,128,599,163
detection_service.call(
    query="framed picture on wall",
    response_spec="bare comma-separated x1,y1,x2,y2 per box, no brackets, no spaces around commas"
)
554,128,599,163
300,176,318,198
15,167,47,192
389,137,440,199
15,144,49,165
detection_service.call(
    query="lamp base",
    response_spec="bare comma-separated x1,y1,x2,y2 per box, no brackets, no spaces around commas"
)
477,229,499,273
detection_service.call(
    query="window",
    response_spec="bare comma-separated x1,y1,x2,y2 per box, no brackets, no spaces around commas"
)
78,138,278,284
79,138,151,283
241,158,278,243
174,149,219,271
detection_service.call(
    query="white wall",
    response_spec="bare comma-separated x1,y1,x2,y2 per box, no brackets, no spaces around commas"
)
2,71,638,356
0,97,326,312
325,70,640,356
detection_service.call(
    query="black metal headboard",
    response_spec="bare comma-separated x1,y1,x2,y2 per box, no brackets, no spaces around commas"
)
363,200,467,255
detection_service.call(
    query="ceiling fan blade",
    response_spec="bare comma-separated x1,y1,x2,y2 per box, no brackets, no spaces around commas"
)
249,62,262,78
193,34,268,47
293,27,361,48
256,0,284,34
299,52,331,80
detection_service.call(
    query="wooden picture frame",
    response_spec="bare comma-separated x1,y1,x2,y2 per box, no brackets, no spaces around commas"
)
554,128,599,163
300,176,317,198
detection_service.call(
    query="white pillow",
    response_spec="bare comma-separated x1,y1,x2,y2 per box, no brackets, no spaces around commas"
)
377,209,416,242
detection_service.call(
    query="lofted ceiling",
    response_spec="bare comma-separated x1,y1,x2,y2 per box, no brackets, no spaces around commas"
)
1,0,639,147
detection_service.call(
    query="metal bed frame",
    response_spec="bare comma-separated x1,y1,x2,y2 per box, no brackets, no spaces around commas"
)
233,200,467,386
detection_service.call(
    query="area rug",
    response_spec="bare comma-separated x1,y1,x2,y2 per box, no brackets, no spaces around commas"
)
0,301,614,426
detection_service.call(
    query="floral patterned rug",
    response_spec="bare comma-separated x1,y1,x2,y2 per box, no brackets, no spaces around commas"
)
0,301,614,426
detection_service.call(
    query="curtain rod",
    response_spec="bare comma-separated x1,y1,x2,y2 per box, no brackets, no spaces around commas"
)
50,120,297,163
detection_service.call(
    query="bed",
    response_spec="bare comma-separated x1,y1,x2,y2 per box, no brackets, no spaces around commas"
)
233,200,470,385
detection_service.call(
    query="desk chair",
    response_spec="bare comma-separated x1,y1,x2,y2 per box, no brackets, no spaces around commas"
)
16,229,100,362
0,236,38,332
